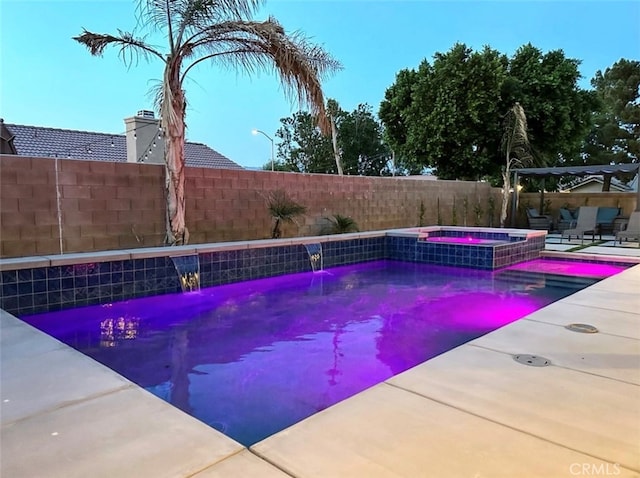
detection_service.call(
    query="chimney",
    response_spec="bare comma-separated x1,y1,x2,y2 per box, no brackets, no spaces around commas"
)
124,110,165,164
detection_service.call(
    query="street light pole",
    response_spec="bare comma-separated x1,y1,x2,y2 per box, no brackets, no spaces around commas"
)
251,129,274,171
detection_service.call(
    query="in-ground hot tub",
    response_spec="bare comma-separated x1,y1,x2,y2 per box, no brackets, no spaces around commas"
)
387,226,547,269
420,236,503,245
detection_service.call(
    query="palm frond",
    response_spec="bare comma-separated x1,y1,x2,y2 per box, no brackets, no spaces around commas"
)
135,0,175,34
73,29,164,65
147,79,164,115
135,0,264,52
181,18,341,133
177,0,263,32
326,214,358,234
501,102,534,168
267,189,307,221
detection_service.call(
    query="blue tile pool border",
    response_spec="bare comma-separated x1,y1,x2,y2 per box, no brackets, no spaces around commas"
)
0,227,588,317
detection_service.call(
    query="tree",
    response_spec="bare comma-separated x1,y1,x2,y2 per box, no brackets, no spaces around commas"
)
504,44,597,165
74,0,339,245
338,103,390,175
261,159,291,171
378,68,423,175
276,100,391,175
327,99,344,175
500,103,534,227
276,111,334,172
379,43,594,181
582,59,640,190
380,44,507,180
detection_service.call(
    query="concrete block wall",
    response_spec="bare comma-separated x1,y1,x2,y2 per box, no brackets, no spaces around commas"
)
1,155,499,258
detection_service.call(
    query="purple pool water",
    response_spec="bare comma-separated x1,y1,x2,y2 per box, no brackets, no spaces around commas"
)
21,259,625,446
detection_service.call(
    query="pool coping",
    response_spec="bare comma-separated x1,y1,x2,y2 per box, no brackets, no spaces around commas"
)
0,232,388,271
2,256,639,476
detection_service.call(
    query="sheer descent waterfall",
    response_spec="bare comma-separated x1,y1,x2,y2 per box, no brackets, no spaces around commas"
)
304,243,323,272
171,255,200,292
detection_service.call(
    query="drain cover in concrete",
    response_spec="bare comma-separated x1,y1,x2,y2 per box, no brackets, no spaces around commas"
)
513,354,551,367
565,323,599,334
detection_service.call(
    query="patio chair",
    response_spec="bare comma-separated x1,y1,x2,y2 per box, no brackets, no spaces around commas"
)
616,211,640,246
526,208,553,231
560,206,598,244
557,208,577,233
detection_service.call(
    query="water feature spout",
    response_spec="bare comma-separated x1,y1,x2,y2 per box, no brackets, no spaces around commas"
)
171,255,200,292
304,243,323,272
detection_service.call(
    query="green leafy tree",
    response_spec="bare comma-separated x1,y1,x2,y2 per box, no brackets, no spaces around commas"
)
261,159,292,171
504,44,597,165
380,44,507,180
582,59,640,190
75,0,339,245
338,104,391,175
379,42,594,181
379,68,423,175
276,101,391,175
276,112,334,173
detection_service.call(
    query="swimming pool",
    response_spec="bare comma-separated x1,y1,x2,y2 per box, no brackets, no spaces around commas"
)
20,258,626,446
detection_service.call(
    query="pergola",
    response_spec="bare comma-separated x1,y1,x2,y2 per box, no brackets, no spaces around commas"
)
511,163,640,226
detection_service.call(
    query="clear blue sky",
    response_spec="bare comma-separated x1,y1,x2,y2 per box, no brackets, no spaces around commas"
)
1,0,639,169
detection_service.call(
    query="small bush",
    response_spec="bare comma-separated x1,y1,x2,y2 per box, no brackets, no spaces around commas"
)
266,189,307,238
324,214,359,234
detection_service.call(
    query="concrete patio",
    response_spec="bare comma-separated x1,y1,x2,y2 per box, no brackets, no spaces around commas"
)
1,247,639,477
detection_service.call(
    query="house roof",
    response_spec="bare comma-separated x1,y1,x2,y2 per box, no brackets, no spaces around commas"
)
516,163,639,177
563,175,635,192
4,123,243,170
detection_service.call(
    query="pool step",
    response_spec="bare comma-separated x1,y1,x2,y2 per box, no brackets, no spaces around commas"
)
493,269,598,290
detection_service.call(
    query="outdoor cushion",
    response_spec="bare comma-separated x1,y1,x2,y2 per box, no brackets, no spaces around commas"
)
596,207,620,225
559,208,574,221
527,208,540,217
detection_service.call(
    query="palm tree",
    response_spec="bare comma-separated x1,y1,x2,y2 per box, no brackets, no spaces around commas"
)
325,214,358,234
266,189,306,238
74,0,339,245
327,99,344,175
500,102,534,227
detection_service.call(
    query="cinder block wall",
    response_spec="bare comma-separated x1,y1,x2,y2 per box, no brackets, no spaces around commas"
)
1,155,500,258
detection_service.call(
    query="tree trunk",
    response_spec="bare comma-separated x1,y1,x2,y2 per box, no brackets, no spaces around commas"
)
602,174,612,192
162,60,188,245
330,114,343,175
500,169,510,228
272,218,281,239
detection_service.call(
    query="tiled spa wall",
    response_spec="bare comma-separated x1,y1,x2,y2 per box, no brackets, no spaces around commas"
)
386,229,546,269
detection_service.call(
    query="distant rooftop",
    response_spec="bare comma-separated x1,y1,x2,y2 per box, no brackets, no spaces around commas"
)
4,122,243,170
563,175,638,193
